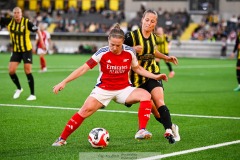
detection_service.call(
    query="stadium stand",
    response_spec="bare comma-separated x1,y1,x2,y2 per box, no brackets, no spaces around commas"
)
0,0,239,57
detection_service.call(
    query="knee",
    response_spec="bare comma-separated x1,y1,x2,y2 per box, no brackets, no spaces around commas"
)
9,67,16,75
9,70,15,75
24,68,32,74
78,108,89,118
78,107,95,118
140,91,151,101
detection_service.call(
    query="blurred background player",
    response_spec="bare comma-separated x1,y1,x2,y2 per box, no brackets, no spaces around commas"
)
155,27,175,78
230,27,240,91
0,7,45,100
35,22,52,72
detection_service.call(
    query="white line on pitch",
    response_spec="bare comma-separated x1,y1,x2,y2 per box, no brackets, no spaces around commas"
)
137,140,240,160
0,104,240,120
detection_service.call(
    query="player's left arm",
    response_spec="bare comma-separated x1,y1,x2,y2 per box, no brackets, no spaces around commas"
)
130,52,168,81
28,21,46,50
36,30,46,50
155,49,178,65
132,65,168,81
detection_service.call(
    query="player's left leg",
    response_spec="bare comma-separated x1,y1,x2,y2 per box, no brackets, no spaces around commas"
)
151,87,176,144
24,63,36,100
39,54,47,72
124,87,152,139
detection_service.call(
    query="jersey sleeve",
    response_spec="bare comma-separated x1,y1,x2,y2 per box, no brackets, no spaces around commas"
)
124,32,134,46
28,20,38,32
0,17,11,28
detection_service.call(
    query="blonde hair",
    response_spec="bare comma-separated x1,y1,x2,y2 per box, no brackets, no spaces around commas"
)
13,7,22,13
108,23,125,39
142,9,158,20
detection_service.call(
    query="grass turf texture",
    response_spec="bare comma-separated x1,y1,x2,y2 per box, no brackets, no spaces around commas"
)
0,53,239,160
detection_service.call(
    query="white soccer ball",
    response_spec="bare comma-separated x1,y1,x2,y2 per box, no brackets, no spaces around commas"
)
88,127,110,148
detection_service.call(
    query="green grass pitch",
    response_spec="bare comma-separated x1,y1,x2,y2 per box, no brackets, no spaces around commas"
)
0,53,239,160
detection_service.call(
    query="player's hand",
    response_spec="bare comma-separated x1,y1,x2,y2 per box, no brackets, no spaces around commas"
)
230,53,235,59
41,42,46,50
155,73,168,82
32,48,36,54
166,56,178,65
53,82,66,94
133,45,143,53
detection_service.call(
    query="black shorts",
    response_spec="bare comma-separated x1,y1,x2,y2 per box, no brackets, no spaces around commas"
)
139,78,164,93
10,50,33,64
124,79,164,108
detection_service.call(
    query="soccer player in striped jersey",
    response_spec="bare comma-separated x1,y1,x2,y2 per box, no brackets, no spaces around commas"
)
52,24,168,146
231,27,240,91
124,9,180,144
0,7,45,100
155,27,175,78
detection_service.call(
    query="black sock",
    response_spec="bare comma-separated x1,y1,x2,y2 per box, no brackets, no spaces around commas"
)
157,105,172,130
166,62,173,72
237,69,240,84
10,74,21,89
155,117,163,124
26,73,34,95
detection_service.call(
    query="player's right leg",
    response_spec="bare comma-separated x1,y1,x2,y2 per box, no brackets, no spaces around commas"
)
52,94,105,146
9,59,22,99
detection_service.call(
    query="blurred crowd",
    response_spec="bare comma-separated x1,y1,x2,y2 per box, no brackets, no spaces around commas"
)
1,3,239,45
191,12,240,43
1,3,190,41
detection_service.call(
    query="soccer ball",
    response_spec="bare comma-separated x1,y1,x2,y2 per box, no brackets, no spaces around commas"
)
88,128,110,148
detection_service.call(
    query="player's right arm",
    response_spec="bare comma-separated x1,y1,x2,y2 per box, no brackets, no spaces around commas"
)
53,63,91,94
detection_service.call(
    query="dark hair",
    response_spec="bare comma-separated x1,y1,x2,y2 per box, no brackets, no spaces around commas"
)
108,23,125,39
142,9,158,20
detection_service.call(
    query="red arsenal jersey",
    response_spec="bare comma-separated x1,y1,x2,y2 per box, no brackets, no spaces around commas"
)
86,44,138,90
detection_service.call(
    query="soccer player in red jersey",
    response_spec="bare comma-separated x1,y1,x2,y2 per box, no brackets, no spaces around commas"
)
52,24,168,146
35,23,52,72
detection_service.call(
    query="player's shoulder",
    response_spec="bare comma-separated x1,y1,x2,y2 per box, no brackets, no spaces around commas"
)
94,46,109,56
122,44,136,55
123,44,134,51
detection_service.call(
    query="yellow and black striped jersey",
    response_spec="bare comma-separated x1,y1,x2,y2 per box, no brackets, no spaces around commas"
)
124,28,160,87
155,34,170,55
0,17,38,52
